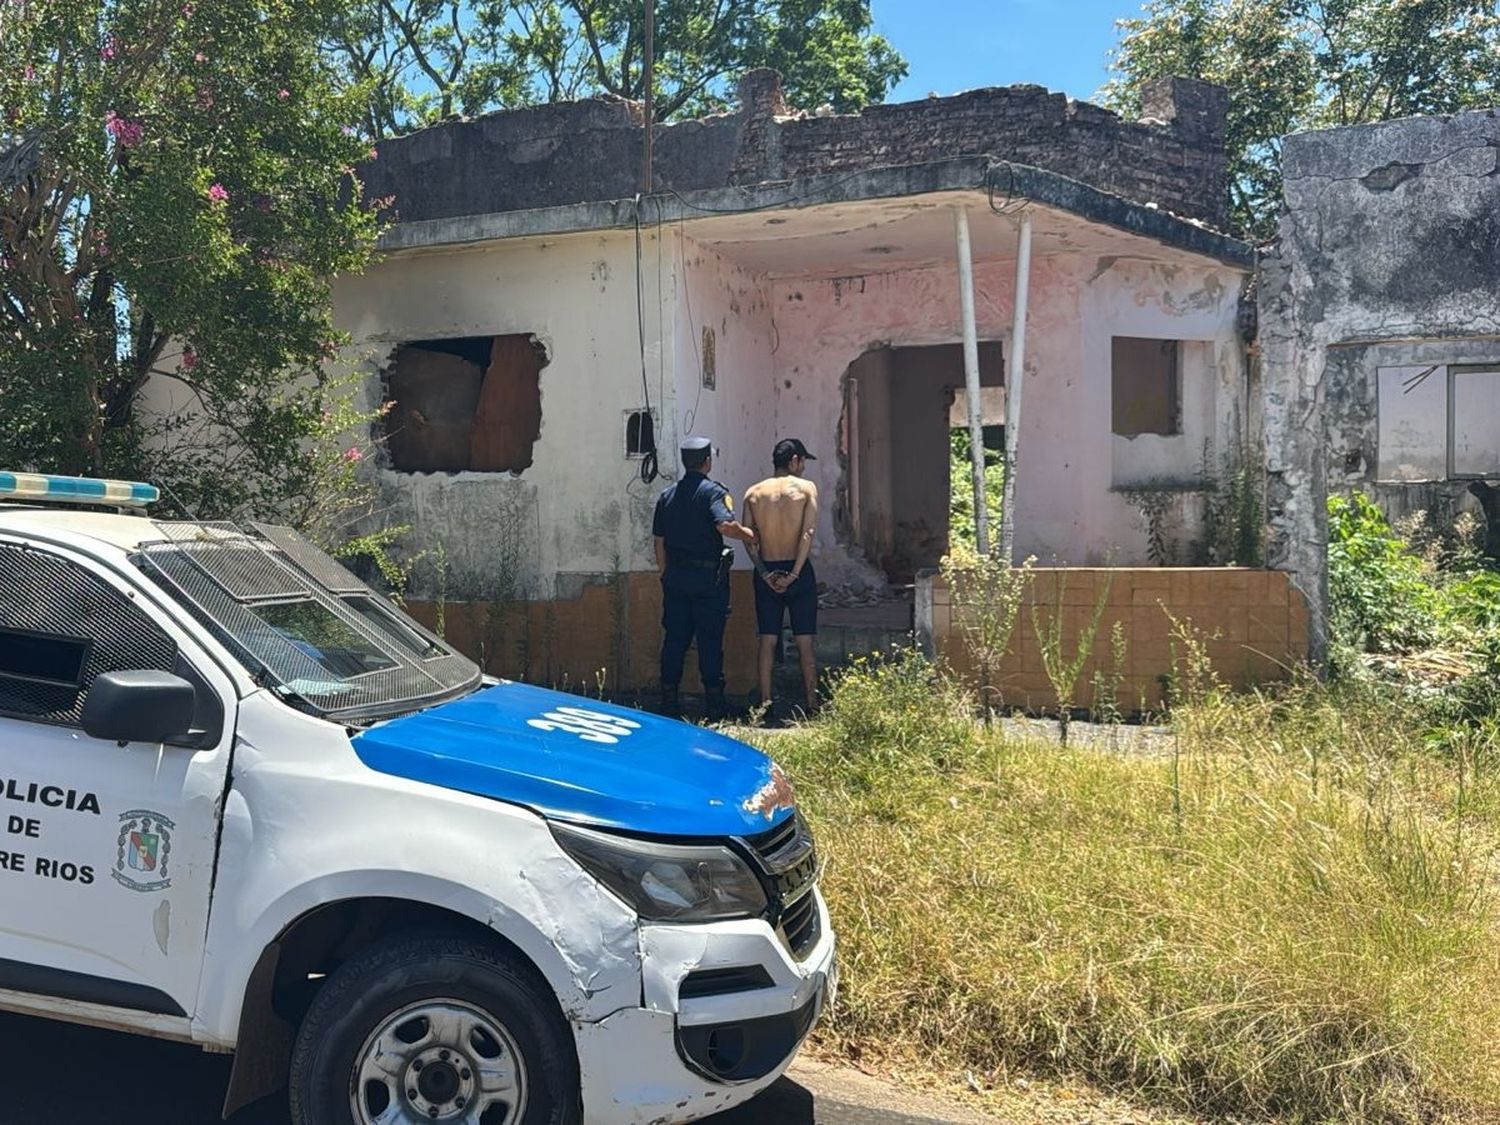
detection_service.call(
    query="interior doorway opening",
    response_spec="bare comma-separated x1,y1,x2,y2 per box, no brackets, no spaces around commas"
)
841,342,1004,585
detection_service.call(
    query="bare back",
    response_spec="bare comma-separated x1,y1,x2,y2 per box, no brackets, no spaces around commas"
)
744,474,818,561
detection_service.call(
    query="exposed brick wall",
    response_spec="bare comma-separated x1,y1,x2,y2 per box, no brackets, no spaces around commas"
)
362,71,1229,231
930,568,1309,714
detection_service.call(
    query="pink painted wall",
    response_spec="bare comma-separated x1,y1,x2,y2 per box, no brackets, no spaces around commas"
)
762,250,1247,585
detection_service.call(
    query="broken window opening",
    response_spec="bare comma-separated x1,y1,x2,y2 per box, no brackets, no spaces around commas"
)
625,409,657,458
1112,337,1181,437
382,334,547,474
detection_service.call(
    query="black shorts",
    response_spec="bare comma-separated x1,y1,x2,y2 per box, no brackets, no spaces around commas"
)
753,562,818,636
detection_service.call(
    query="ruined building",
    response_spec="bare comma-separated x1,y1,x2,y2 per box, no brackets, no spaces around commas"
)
336,71,1303,701
1259,107,1500,658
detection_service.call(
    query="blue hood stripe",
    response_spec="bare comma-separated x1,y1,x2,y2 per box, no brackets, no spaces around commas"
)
352,683,795,837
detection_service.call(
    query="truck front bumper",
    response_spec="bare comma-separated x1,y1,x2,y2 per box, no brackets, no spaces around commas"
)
574,888,836,1124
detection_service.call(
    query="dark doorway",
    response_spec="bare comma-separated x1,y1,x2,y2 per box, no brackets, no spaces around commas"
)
841,342,1003,584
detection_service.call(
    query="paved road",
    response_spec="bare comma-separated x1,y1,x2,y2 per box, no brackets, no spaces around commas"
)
1,1012,955,1124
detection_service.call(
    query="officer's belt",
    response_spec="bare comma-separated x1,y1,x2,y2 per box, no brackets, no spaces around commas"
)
667,552,720,569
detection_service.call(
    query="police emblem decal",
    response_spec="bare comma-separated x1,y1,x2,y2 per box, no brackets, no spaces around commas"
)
113,810,175,892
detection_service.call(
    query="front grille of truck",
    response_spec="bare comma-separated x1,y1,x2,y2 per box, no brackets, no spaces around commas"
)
743,813,821,960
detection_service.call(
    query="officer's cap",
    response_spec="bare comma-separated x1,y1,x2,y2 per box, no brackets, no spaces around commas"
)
681,435,712,455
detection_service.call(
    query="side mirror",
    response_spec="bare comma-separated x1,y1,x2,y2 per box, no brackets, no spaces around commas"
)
81,671,196,744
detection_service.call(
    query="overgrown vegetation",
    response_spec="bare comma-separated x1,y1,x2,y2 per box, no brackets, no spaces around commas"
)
947,428,1003,554
938,545,1030,720
776,487,1500,1120
772,652,1500,1122
1031,569,1111,745
1326,492,1500,733
325,0,907,138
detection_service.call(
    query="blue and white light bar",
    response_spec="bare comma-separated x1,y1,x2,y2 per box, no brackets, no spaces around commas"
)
0,471,158,509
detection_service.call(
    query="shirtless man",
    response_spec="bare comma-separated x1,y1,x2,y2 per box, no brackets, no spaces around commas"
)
742,438,820,717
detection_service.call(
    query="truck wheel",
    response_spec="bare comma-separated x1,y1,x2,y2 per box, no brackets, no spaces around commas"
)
288,934,580,1125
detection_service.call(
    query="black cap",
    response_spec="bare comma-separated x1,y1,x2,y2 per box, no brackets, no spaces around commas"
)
773,438,816,468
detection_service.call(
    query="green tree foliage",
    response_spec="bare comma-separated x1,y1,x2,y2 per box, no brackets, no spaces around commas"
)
0,0,381,520
947,427,1002,553
1104,1,1500,239
329,0,907,139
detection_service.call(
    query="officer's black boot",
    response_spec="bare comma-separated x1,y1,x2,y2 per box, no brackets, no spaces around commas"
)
660,685,682,720
704,686,729,723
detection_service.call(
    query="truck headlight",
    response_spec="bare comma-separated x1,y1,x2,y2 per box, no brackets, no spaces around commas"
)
551,822,768,922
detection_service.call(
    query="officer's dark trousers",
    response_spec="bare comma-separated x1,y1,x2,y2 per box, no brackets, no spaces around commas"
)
660,567,730,690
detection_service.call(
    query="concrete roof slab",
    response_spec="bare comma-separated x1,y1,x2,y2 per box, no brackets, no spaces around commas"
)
377,157,1253,273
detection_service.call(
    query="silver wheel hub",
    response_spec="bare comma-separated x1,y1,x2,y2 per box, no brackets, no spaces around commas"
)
351,999,527,1125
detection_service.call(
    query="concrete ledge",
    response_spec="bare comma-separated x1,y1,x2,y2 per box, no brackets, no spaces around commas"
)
378,157,1253,269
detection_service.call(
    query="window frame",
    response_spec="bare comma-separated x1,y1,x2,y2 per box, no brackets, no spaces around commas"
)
1447,365,1500,480
0,540,225,746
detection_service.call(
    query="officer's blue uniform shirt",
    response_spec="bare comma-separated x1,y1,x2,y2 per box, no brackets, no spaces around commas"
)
653,473,734,561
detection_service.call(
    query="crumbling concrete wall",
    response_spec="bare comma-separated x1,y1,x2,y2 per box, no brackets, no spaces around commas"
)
360,72,1229,230
1258,108,1500,660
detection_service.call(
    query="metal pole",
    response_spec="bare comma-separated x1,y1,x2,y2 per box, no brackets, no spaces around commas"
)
954,206,989,556
642,0,654,194
998,211,1033,564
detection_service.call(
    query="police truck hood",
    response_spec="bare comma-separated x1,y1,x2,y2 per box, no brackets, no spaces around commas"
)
351,682,795,837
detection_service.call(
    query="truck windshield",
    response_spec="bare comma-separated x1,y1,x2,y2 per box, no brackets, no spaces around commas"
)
133,522,480,722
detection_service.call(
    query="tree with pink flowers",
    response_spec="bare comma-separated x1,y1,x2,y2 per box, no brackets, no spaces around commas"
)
0,0,381,523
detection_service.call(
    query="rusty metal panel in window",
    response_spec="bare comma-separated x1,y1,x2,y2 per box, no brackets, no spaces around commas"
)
470,335,544,473
1111,337,1180,437
384,345,483,472
1376,365,1446,482
382,335,545,474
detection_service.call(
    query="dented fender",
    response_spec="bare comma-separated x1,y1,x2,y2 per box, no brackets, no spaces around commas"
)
191,693,643,1046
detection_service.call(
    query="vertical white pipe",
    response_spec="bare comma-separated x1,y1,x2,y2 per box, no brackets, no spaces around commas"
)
954,206,988,556
999,211,1032,564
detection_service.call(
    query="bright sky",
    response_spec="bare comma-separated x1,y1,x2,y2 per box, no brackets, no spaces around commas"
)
878,0,1145,105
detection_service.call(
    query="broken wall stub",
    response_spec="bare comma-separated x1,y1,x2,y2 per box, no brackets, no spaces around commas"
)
360,71,1229,230
1258,108,1500,661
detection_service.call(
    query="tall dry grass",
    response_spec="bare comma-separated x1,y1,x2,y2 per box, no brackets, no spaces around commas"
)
773,656,1500,1122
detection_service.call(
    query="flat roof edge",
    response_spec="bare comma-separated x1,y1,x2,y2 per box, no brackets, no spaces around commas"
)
376,156,1253,269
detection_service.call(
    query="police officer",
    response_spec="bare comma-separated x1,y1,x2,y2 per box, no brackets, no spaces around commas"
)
654,436,757,721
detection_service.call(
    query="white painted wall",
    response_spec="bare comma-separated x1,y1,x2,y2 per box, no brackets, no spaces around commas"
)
332,230,676,599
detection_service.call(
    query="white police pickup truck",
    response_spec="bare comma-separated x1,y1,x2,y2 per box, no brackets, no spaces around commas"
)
0,472,834,1125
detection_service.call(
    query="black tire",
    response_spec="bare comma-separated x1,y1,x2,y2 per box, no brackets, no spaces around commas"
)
288,933,581,1125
